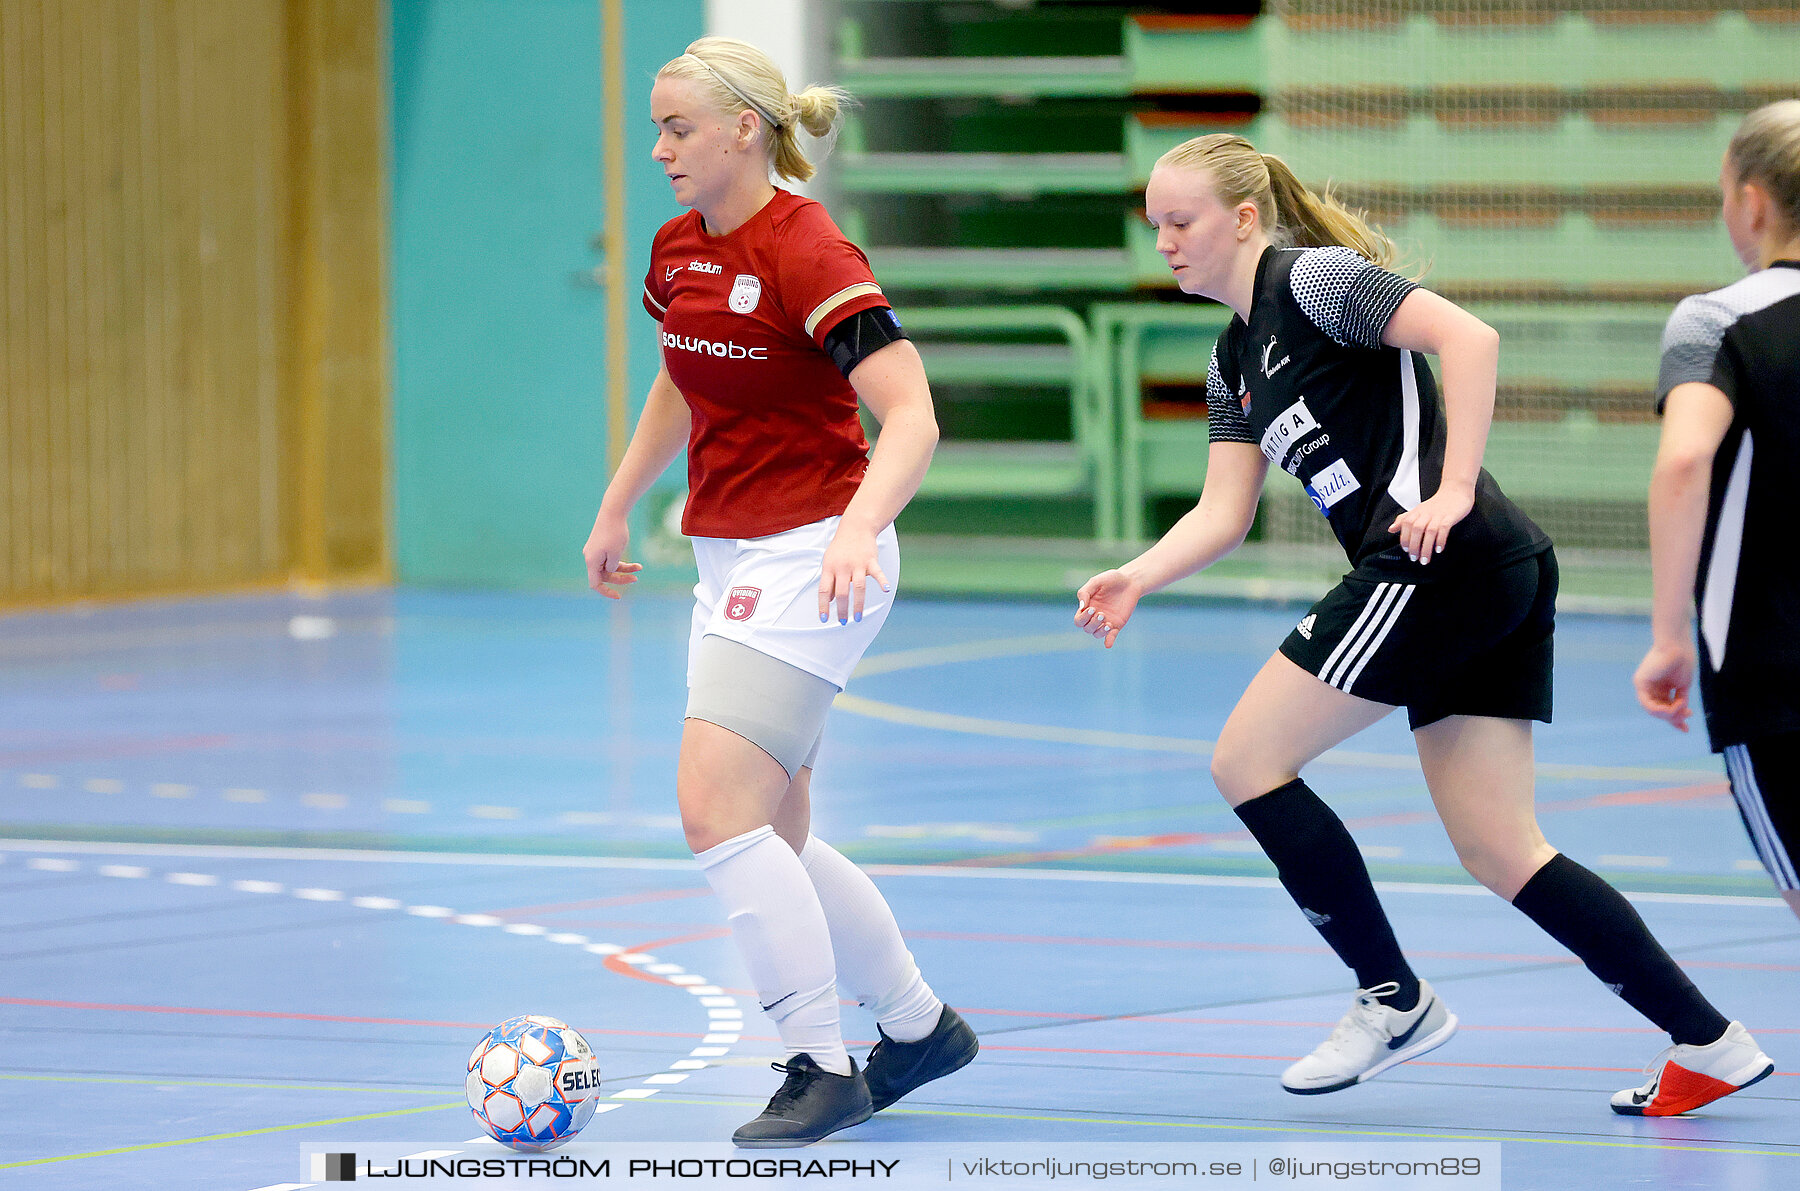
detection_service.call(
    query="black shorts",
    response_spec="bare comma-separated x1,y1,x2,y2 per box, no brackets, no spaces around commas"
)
1279,549,1557,731
1723,734,1800,892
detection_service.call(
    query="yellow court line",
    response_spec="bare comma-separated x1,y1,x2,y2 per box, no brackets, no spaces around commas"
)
0,1072,452,1096
0,1099,466,1169
839,633,1716,783
636,1096,1796,1158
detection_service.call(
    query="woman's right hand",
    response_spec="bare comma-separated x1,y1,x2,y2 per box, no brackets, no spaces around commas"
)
1075,569,1142,649
1634,638,1696,732
583,509,642,599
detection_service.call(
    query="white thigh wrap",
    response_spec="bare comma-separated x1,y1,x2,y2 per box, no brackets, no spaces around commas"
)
686,635,837,778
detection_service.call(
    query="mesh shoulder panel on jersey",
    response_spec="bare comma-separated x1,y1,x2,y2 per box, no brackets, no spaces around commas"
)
1657,270,1800,410
1288,246,1416,350
1657,294,1736,411
1206,342,1256,445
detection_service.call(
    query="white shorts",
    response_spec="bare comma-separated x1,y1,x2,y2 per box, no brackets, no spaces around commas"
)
687,515,900,690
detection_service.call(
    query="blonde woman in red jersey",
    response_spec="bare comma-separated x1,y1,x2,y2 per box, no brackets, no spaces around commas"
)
582,38,977,1147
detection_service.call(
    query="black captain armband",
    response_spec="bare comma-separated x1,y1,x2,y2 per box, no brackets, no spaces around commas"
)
823,305,908,379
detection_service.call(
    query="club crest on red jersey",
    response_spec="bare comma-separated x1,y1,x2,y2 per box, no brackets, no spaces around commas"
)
725,586,761,621
729,274,762,314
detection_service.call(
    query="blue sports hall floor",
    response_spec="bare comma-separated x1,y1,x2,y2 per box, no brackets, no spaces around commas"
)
1,587,1794,1190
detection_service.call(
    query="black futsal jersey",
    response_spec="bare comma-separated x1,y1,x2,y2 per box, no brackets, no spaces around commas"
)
1206,247,1549,582
1656,260,1800,751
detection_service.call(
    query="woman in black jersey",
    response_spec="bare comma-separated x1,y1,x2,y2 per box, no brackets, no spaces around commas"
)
1075,133,1772,1115
1638,100,1800,925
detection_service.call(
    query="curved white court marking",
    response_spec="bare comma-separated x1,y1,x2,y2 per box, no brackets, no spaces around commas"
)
6,855,734,1132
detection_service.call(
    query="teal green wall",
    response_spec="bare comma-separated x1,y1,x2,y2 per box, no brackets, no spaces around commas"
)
390,0,702,587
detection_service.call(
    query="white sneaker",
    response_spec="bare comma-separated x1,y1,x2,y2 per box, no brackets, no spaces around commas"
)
1282,979,1458,1095
1611,1021,1774,1116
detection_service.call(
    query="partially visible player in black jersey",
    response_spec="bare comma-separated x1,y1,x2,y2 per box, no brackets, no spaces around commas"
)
1638,101,1800,932
1075,133,1772,1115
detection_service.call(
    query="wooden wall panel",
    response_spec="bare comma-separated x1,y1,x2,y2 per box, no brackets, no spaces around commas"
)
0,0,386,606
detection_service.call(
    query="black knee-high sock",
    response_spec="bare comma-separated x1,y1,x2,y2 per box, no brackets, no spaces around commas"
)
1234,779,1419,1007
1511,853,1729,1046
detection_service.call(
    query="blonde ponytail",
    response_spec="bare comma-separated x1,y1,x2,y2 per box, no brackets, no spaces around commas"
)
659,37,852,184
1261,154,1397,269
1729,99,1800,232
1156,133,1398,269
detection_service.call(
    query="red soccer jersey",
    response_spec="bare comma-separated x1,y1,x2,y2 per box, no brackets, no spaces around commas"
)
642,189,891,539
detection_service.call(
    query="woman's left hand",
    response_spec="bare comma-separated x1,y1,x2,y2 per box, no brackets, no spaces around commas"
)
819,522,889,625
1388,482,1474,565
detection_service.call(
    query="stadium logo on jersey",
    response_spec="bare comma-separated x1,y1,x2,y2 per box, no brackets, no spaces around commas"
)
1306,458,1361,514
660,330,768,360
725,586,761,621
1296,613,1316,640
689,260,722,274
1259,399,1320,464
729,274,763,314
1261,334,1291,379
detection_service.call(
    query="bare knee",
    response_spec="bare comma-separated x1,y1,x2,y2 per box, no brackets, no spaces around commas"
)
677,719,791,854
1210,735,1291,808
679,788,758,854
1454,837,1558,900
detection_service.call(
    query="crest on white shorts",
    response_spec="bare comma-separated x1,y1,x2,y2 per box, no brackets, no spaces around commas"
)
728,274,762,314
725,586,761,621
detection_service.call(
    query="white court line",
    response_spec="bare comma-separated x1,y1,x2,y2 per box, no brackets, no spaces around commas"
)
0,841,1781,907
27,854,741,1173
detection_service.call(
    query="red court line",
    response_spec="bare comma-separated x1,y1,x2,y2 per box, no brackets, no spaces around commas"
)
1542,782,1730,810
898,929,1800,972
973,1041,1799,1078
952,1009,1800,1034
557,925,1800,972
603,928,731,985
906,929,1575,964
0,734,235,766
635,925,1799,977
961,782,1734,867
0,996,699,1041
15,997,1794,1075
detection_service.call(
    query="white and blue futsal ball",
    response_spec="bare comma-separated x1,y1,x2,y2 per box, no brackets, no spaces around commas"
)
465,1014,603,1151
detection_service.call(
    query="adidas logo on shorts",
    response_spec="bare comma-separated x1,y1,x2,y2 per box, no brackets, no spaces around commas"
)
1296,614,1317,641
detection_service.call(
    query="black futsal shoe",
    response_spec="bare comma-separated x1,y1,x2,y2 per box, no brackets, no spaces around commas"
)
731,1054,873,1148
865,1005,980,1112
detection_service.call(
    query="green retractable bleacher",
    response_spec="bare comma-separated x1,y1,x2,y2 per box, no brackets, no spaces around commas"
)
829,1,1778,590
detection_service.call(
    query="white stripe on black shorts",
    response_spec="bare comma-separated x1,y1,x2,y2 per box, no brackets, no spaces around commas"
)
1279,549,1557,731
1723,736,1800,891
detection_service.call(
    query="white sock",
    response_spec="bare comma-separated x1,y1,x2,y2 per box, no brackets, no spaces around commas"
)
694,826,850,1074
799,834,944,1042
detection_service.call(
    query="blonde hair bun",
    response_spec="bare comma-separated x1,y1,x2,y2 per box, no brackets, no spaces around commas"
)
659,37,852,184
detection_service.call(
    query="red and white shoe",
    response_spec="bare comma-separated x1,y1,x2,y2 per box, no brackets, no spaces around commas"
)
1611,1021,1774,1116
